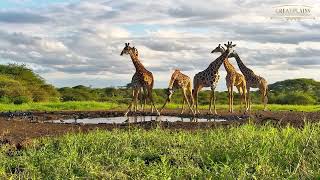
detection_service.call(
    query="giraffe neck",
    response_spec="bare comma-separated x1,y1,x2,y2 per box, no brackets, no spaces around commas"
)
168,72,178,89
168,78,175,89
207,50,229,73
221,55,236,74
129,51,145,72
216,51,236,74
233,53,254,77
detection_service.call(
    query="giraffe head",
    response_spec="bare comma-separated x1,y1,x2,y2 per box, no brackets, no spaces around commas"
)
132,46,139,57
166,88,174,102
228,50,238,58
120,43,135,56
166,69,180,101
223,41,236,55
211,44,225,54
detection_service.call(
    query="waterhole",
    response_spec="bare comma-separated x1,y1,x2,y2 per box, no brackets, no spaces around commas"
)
51,116,227,124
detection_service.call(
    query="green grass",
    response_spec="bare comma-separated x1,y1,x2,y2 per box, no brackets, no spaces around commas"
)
0,124,319,179
0,101,127,112
0,101,319,112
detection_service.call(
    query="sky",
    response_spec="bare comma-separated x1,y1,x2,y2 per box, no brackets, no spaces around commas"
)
0,0,319,90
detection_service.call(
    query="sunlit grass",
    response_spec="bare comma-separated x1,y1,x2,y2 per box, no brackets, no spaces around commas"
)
0,101,126,112
0,124,319,179
0,101,319,112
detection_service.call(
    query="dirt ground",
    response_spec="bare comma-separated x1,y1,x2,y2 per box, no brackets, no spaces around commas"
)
1,109,320,148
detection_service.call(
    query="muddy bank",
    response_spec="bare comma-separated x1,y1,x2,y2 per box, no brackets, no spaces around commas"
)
0,109,319,147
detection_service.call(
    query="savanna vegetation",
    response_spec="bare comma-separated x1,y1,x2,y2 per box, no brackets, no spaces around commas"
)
0,64,59,104
0,64,319,107
1,124,319,179
1,66,320,179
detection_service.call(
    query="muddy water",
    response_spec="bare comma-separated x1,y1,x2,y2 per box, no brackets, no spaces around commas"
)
51,116,227,124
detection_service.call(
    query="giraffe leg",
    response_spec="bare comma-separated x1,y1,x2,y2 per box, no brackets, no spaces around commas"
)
150,91,154,113
193,87,200,114
142,87,147,111
236,86,242,111
147,87,160,116
160,98,169,113
196,90,200,114
134,88,140,112
260,84,268,111
209,90,213,113
130,89,135,112
241,82,247,113
135,89,138,111
143,92,147,111
139,88,143,111
125,88,139,116
227,86,232,113
246,86,251,112
209,87,217,115
230,84,234,113
213,89,217,115
243,86,247,112
187,87,195,115
182,89,195,115
181,97,185,114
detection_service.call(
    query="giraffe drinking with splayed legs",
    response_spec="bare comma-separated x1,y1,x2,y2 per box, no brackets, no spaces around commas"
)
211,44,247,112
193,41,236,114
160,69,195,115
120,43,160,116
229,51,268,111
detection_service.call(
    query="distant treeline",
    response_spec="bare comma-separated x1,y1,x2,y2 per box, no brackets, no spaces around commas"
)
0,64,319,105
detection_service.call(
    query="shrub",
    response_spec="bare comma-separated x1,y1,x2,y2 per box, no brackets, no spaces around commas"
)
13,96,31,104
273,92,316,105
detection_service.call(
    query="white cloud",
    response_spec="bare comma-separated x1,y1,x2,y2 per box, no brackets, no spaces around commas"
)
0,0,319,89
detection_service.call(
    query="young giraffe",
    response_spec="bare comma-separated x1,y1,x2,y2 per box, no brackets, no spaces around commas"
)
160,69,195,115
229,51,268,111
120,43,160,116
193,41,236,114
211,44,247,112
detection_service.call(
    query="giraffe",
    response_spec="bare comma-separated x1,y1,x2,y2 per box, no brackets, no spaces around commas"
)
228,51,268,111
120,43,159,116
130,47,148,111
125,47,146,112
211,44,247,112
193,41,236,114
160,69,195,115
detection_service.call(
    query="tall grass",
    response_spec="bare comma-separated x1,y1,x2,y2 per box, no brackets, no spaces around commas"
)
0,124,319,179
0,101,319,112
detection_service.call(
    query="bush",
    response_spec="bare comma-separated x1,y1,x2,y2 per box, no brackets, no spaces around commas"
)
13,96,31,104
0,96,11,104
272,92,316,105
